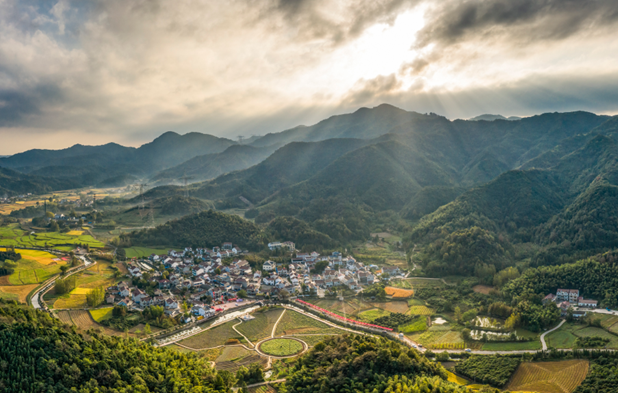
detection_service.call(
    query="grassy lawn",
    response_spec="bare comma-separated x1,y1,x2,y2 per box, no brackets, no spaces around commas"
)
90,307,114,322
275,310,344,336
259,339,303,356
481,340,542,351
180,321,243,349
236,307,284,342
357,308,391,322
125,247,170,259
546,323,579,349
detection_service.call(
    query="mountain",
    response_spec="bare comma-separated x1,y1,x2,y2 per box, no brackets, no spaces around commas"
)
150,144,280,184
400,186,465,220
249,104,442,147
0,166,81,195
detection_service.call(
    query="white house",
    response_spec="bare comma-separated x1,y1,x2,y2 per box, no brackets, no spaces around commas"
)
263,260,276,271
577,297,598,308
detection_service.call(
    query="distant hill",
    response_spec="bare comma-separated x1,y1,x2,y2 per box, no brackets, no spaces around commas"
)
469,114,521,121
151,144,280,184
0,166,81,195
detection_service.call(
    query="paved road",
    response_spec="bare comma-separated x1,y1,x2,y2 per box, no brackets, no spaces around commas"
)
540,319,565,350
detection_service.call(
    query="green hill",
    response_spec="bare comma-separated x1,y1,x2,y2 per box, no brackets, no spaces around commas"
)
401,186,465,220
128,210,265,250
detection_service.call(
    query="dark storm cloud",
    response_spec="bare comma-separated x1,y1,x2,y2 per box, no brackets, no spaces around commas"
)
271,0,418,45
416,0,618,48
0,84,64,126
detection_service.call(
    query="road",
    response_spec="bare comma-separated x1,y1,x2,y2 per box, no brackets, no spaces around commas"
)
540,319,565,350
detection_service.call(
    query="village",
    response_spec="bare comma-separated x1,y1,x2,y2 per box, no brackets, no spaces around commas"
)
105,241,405,324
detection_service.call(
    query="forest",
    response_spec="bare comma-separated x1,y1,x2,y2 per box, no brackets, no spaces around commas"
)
0,302,234,392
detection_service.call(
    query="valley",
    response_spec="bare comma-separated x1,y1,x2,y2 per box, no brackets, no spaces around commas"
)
1,105,618,392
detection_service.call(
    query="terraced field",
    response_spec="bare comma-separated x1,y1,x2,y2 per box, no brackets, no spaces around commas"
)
505,360,589,393
215,354,267,373
216,346,254,362
236,307,285,342
56,310,74,325
0,228,104,250
275,310,343,336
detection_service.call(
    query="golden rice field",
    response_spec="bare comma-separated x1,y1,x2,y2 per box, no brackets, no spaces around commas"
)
446,371,470,385
384,286,414,298
0,284,38,303
431,342,466,350
67,231,84,236
70,287,92,295
505,360,589,393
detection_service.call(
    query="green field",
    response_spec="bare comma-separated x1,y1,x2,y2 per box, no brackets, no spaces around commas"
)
259,339,303,356
275,310,344,336
179,321,243,349
124,247,170,259
90,307,114,322
358,308,391,322
289,335,338,347
400,317,427,333
0,226,104,250
236,307,285,342
480,340,542,351
1,248,68,285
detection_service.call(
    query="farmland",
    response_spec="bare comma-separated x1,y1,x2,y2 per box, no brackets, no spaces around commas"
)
0,248,67,285
371,300,409,313
45,261,121,309
0,226,104,250
505,360,589,393
357,308,390,322
408,305,435,316
124,247,170,259
0,283,38,303
90,307,114,322
384,286,414,299
289,334,337,347
275,310,344,335
546,322,618,349
236,307,285,342
259,338,304,356
179,321,243,349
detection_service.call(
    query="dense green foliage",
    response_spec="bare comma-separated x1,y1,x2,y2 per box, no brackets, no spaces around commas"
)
575,359,618,393
266,216,335,250
454,355,520,387
284,334,453,393
401,186,465,220
504,256,618,308
373,312,415,329
576,336,610,348
0,302,233,392
128,210,265,250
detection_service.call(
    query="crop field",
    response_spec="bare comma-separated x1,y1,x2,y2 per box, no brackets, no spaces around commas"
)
90,307,114,322
446,371,470,385
407,279,446,289
0,284,38,303
275,310,344,335
312,299,371,315
358,308,390,322
371,300,410,314
480,340,542,351
215,354,267,373
180,321,243,349
384,287,414,299
125,247,170,259
408,305,435,316
0,229,104,249
216,346,254,362
248,385,277,393
574,326,618,348
56,310,74,325
289,334,337,347
391,279,413,289
595,314,618,329
259,339,304,356
0,248,66,285
48,261,120,309
70,310,99,330
236,307,284,342
505,360,589,393
399,317,427,333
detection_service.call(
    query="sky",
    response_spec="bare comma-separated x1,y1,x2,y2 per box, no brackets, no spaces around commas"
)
1,0,618,154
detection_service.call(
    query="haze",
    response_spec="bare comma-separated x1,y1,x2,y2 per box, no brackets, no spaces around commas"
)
1,0,618,154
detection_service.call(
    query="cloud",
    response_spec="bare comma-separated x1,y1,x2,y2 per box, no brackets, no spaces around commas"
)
416,0,618,49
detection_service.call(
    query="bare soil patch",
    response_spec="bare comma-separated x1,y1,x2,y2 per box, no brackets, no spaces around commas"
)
472,285,494,294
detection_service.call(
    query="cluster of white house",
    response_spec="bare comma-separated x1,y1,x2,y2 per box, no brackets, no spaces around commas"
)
107,247,403,321
543,288,598,317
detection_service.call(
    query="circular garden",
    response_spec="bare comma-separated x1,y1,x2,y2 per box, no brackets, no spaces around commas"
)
259,338,305,357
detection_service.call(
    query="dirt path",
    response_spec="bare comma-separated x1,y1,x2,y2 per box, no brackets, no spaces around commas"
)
232,320,255,348
272,309,286,338
540,319,566,350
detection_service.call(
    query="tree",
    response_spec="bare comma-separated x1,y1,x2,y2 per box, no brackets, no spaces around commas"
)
59,265,68,275
113,305,127,318
278,289,290,301
237,290,247,298
144,323,152,335
86,286,105,307
454,306,462,323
